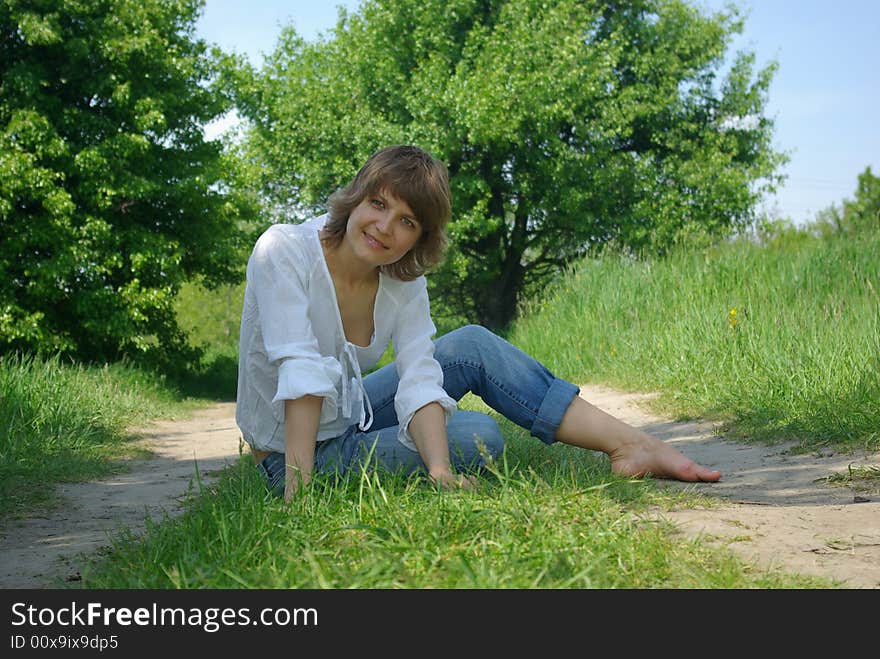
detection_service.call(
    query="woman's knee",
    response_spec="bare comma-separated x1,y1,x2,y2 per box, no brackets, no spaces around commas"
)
447,324,495,344
435,324,497,362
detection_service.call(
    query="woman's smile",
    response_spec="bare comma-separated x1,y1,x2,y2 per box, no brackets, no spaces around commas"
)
363,231,389,250
342,190,422,267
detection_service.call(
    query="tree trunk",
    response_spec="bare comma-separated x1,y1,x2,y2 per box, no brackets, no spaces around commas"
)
473,237,525,331
473,195,530,331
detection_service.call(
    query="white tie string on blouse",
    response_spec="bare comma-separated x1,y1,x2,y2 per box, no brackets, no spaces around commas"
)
340,340,373,432
235,215,456,455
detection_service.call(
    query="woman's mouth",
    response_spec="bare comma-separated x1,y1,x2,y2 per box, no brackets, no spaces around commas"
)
364,232,388,250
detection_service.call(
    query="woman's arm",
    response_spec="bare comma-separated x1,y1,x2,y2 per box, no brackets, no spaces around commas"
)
390,280,457,454
249,225,342,416
284,395,322,500
409,402,475,489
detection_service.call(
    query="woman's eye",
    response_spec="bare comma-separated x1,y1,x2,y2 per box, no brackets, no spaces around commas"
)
402,218,414,228
371,199,384,209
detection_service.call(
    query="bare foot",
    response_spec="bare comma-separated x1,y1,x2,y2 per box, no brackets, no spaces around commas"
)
556,396,721,482
609,437,721,482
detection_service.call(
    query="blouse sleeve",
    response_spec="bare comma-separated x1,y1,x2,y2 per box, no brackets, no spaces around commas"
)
248,225,341,416
391,279,457,450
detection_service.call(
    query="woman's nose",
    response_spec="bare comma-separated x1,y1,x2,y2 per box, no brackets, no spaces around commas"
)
375,214,391,234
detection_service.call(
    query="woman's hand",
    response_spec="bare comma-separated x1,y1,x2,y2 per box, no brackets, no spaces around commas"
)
410,403,478,490
283,466,311,502
428,467,478,490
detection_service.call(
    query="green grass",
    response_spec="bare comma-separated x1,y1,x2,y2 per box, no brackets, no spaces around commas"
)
78,399,830,589
0,353,210,518
821,464,880,494
509,228,880,454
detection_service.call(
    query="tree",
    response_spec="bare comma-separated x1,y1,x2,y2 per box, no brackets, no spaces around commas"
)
0,0,251,367
241,0,785,330
812,166,880,237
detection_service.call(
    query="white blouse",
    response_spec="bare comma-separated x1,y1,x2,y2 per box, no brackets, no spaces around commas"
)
235,215,456,454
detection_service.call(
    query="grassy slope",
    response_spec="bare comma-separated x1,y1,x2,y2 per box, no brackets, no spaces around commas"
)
509,229,880,453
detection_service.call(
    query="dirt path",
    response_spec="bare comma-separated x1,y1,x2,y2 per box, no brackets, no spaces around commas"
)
1,389,878,589
0,403,242,588
579,385,880,589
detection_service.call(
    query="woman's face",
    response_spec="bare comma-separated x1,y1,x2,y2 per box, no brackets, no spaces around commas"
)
344,189,422,268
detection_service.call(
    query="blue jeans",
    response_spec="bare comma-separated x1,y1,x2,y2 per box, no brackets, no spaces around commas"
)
257,325,580,495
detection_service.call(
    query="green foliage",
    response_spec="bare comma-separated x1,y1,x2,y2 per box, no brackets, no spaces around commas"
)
171,279,244,400
0,0,255,369
509,228,880,453
238,0,785,329
810,166,880,237
174,279,243,357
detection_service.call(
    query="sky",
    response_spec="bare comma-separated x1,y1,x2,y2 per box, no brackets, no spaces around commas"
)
196,0,880,226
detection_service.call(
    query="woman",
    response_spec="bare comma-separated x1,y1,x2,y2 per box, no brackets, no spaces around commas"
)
236,145,721,500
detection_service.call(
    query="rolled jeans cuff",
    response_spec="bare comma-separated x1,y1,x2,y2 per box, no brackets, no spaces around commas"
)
531,378,580,444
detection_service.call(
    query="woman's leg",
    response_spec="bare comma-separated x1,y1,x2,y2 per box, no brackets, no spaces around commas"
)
554,396,721,481
254,409,503,496
430,325,720,483
357,323,576,468
431,325,580,444
314,409,504,478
